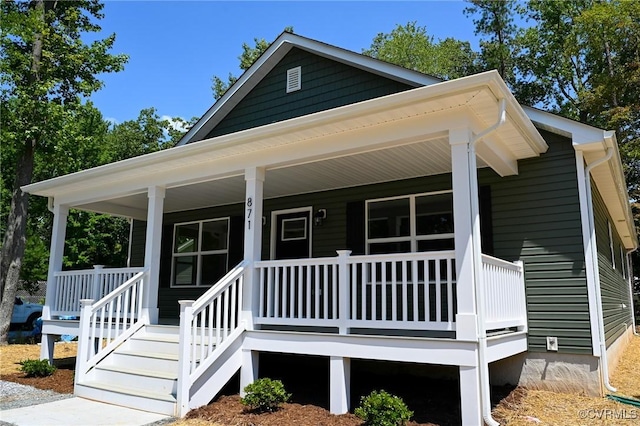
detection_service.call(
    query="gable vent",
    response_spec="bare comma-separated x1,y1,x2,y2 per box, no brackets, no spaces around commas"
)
286,66,301,93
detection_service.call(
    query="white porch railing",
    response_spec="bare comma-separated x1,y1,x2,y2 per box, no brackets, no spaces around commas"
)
52,266,144,317
75,270,148,384
482,255,527,331
177,261,247,415
255,250,457,333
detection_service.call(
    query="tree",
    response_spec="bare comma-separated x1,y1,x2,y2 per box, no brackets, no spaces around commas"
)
211,27,293,99
362,22,480,80
464,0,519,84
0,0,128,344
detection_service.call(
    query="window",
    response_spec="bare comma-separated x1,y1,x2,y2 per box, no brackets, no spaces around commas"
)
366,191,454,254
172,218,229,286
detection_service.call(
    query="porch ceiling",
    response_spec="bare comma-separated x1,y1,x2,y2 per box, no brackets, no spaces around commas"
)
23,71,547,220
78,136,484,217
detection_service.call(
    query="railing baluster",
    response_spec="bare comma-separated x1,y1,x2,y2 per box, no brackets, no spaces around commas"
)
351,262,358,320
274,267,281,318
391,261,397,321
223,287,230,339
298,265,304,319
372,261,377,321
282,266,289,319
447,258,453,324
290,266,296,319
435,260,442,323
208,302,214,356
230,278,237,331
259,267,265,317
381,261,387,321
412,259,418,322
323,264,329,320
402,260,408,322
306,265,312,319
424,259,430,322
314,265,320,319
332,264,337,320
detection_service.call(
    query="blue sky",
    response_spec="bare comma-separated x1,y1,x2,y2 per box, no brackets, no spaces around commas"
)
91,1,480,125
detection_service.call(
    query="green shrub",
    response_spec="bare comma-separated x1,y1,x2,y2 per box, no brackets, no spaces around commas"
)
19,359,57,377
355,390,413,426
241,377,291,412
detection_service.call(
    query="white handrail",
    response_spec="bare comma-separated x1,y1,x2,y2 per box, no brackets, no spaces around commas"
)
177,262,247,416
75,270,148,385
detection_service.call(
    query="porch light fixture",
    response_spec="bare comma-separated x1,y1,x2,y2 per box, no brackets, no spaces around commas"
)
314,209,327,226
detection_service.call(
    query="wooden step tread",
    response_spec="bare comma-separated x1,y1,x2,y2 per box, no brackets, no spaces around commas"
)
94,364,177,380
78,381,176,403
114,349,180,361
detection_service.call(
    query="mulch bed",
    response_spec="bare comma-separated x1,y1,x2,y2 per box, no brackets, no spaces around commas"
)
186,395,363,426
1,367,75,394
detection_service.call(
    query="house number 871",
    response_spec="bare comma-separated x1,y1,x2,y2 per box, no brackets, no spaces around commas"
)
246,197,252,229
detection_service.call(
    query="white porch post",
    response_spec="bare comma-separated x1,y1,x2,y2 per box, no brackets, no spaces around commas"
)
40,202,69,362
240,167,265,392
450,128,479,340
329,356,351,414
459,365,483,425
143,186,165,323
241,167,265,330
239,349,259,396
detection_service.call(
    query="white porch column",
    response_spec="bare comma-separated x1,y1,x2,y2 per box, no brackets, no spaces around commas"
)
241,167,265,330
40,202,69,362
450,128,479,340
459,365,483,425
329,356,350,414
239,349,259,396
143,186,165,323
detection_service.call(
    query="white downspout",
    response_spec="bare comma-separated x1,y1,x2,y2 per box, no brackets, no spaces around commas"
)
583,147,617,392
470,98,506,426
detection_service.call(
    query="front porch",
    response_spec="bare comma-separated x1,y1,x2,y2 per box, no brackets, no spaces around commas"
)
24,72,547,422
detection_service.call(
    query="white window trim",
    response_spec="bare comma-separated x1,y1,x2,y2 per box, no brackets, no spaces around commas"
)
281,217,308,241
171,217,230,288
365,190,453,254
608,220,615,269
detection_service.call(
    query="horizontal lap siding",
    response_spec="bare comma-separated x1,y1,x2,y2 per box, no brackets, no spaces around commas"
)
480,130,591,354
205,47,413,139
592,185,633,347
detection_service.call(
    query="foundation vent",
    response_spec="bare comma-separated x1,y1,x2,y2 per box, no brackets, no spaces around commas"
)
286,66,301,93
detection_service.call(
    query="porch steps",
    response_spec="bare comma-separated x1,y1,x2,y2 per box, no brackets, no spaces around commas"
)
75,325,188,416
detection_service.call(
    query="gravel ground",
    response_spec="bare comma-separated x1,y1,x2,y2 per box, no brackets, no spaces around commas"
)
0,380,72,411
0,380,176,426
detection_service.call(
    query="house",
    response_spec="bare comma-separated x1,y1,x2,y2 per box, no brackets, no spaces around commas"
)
22,32,637,424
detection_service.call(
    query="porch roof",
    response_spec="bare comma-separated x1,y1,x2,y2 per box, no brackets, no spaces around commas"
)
23,71,546,220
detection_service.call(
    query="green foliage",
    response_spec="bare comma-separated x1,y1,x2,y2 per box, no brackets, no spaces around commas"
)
19,359,56,377
355,390,413,426
464,0,519,85
211,27,293,99
241,378,291,412
362,22,480,80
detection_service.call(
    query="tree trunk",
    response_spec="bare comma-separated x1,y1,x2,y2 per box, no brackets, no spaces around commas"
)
0,145,35,344
0,0,44,345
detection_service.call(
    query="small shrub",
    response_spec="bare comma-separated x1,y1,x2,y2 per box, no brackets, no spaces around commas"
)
241,377,291,412
355,390,413,426
19,359,57,377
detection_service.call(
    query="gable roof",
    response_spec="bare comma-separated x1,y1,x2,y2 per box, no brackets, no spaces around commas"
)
177,32,441,146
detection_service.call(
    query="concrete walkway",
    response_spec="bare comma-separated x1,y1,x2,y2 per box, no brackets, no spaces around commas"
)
0,397,171,426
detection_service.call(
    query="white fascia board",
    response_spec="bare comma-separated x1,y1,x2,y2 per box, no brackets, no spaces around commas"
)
176,32,440,147
523,106,607,145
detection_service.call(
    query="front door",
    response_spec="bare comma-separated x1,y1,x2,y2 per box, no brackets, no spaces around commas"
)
272,209,312,260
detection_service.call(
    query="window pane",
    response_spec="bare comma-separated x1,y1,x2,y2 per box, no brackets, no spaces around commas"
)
173,256,197,285
174,223,199,253
417,239,454,252
369,241,411,255
282,218,307,241
201,254,228,285
416,193,454,235
368,198,410,239
202,219,228,251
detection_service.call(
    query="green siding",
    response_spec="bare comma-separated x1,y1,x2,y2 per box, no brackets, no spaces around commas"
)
204,47,413,139
592,183,633,347
480,130,591,354
129,220,146,268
